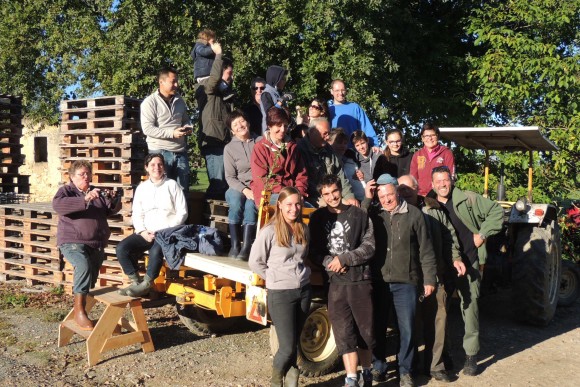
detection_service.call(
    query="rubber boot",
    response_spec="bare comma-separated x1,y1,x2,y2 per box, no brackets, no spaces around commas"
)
228,224,242,258
284,366,300,387
237,224,256,261
125,274,153,297
118,273,141,296
271,368,284,387
73,293,94,330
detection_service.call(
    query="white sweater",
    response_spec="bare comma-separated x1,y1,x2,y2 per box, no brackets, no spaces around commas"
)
132,177,188,233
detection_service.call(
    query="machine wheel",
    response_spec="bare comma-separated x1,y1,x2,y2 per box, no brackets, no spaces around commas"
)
269,304,340,377
558,260,580,307
511,222,561,326
176,304,245,336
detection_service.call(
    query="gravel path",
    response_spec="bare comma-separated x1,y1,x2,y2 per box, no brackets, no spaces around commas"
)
0,281,578,386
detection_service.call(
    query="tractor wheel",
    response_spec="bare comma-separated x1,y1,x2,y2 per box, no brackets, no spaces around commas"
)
269,304,340,377
176,304,246,336
511,221,561,326
558,260,580,307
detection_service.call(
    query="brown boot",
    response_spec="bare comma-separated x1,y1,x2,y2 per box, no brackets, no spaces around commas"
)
74,293,94,330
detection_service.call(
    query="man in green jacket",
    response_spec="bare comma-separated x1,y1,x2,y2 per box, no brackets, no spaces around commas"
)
430,166,503,377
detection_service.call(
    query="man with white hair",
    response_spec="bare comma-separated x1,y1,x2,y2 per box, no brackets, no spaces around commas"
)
398,174,465,382
362,173,437,387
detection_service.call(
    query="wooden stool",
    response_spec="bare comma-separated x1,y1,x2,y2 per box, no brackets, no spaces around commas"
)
58,286,155,366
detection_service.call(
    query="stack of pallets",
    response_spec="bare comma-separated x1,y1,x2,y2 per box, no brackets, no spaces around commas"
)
0,95,30,196
59,95,146,290
0,203,61,285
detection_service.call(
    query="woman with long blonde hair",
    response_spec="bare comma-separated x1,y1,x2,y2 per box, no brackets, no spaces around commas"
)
249,187,311,386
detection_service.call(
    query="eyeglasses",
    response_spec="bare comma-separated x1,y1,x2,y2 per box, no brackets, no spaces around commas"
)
75,172,91,177
309,104,323,111
422,134,438,139
252,86,265,91
388,140,402,144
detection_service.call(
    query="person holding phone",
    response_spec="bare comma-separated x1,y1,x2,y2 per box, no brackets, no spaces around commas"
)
141,67,192,191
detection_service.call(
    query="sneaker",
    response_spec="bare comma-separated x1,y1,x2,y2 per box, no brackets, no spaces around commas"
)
463,355,478,376
372,359,387,382
361,369,373,387
399,373,415,387
344,376,358,387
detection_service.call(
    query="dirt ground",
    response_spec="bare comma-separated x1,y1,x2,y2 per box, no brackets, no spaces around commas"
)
0,280,578,387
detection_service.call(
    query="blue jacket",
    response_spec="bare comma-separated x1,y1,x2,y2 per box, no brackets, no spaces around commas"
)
191,39,215,79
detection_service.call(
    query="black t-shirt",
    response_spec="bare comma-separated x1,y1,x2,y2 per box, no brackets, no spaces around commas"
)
441,197,478,264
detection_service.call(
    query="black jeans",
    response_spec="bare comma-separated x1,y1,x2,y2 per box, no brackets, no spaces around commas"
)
268,285,312,373
116,233,164,279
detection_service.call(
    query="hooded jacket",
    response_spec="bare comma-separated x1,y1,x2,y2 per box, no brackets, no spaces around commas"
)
260,65,286,132
250,132,308,204
411,144,455,196
224,134,257,193
354,150,395,183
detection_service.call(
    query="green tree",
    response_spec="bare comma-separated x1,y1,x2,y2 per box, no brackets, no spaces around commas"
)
466,0,580,198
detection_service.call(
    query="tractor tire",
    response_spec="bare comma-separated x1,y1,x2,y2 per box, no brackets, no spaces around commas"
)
269,304,340,377
511,221,561,326
176,304,246,336
558,260,580,307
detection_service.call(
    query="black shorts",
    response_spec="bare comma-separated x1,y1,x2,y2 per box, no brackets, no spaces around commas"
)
327,282,375,355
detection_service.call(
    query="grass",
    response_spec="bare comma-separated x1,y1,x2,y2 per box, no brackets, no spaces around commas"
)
190,167,209,193
0,292,28,309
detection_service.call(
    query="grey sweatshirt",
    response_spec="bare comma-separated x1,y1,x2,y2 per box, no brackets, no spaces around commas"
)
249,224,311,290
224,134,257,193
140,90,191,152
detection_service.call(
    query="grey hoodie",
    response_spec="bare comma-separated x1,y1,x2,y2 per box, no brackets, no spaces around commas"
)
224,134,257,193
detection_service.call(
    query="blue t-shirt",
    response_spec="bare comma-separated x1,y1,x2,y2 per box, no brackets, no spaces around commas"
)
328,101,379,146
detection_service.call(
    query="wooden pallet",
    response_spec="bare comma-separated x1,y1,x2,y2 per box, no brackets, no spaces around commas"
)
61,106,140,122
0,174,29,186
60,117,140,131
0,95,22,115
61,157,145,174
0,113,23,125
60,129,146,145
0,124,23,135
0,192,30,204
60,95,141,111
0,153,24,164
59,144,147,160
0,258,63,285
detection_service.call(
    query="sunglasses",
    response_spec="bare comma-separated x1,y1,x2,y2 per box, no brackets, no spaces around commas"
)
252,86,265,91
309,104,323,111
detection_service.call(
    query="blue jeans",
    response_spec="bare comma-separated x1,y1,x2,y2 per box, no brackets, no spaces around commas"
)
388,283,417,376
116,233,164,280
268,285,312,374
149,149,189,191
225,188,257,225
202,145,227,200
60,243,105,294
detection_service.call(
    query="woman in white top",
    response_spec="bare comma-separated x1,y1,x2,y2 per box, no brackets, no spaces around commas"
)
116,153,188,297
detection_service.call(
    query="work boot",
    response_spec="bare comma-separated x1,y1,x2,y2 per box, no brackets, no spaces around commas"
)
361,368,373,387
463,355,478,376
284,366,299,387
125,274,153,297
271,368,284,387
73,293,94,330
118,273,141,296
237,224,256,261
399,373,415,387
228,224,242,258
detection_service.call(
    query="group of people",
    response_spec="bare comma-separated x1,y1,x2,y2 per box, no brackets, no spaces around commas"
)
249,166,503,387
52,28,505,387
